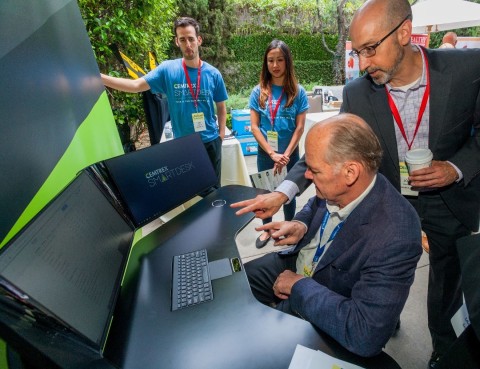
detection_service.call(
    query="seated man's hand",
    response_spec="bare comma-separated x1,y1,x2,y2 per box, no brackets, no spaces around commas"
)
256,220,307,246
230,192,288,219
409,160,459,188
273,270,304,300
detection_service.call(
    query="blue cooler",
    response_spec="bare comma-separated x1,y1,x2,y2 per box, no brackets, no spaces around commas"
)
237,134,258,156
231,109,252,136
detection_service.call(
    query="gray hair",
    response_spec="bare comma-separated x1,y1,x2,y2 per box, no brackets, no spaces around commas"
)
322,114,383,174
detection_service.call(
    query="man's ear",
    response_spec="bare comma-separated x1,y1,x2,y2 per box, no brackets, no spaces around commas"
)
197,35,203,46
175,37,179,47
343,161,360,186
398,19,412,46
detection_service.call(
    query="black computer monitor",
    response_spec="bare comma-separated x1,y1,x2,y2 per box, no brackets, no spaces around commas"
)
102,133,217,227
0,171,133,351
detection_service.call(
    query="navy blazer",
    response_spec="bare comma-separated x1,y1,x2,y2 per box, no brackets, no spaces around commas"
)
286,48,480,231
287,174,422,357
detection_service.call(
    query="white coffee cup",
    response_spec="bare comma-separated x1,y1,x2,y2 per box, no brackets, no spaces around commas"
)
405,148,433,174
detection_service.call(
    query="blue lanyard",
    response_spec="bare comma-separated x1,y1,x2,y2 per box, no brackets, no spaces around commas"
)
312,211,344,263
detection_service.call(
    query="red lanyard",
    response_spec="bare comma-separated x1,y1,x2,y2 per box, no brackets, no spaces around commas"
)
268,87,284,130
385,48,430,150
182,58,202,109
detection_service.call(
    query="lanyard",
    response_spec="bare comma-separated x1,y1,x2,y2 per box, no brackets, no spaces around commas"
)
268,87,284,131
182,58,202,109
312,211,344,264
385,47,430,150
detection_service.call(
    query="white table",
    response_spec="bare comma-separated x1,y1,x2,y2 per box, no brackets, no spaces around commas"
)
221,136,252,187
299,111,339,156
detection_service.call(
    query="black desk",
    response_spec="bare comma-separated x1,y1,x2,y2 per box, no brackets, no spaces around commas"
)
106,185,400,369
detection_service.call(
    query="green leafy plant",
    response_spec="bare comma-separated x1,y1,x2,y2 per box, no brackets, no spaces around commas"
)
79,0,177,149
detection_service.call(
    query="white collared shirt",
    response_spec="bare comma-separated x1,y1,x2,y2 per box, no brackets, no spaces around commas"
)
295,175,377,277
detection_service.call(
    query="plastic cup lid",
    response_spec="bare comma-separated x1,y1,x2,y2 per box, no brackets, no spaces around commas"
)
405,148,433,164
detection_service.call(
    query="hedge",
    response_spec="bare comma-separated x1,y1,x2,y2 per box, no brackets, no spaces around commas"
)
226,33,338,62
222,33,337,94
223,60,333,94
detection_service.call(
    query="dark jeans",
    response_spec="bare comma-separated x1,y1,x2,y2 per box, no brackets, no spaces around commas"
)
257,147,299,225
200,136,222,196
409,192,471,354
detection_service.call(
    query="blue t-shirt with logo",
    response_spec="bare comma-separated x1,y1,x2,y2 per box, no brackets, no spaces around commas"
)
249,84,309,153
144,59,228,143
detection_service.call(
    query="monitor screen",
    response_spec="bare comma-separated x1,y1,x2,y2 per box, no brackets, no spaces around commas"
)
103,133,217,227
0,171,133,350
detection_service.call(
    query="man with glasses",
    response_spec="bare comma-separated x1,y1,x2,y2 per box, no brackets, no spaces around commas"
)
232,1,480,367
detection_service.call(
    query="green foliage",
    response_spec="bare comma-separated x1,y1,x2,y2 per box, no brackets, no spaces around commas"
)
233,0,318,34
295,60,334,86
227,33,337,61
223,33,336,94
226,94,250,112
222,61,261,95
173,0,235,70
79,0,177,146
80,0,177,71
223,60,333,95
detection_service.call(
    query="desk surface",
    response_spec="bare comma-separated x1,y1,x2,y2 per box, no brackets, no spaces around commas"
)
106,186,400,369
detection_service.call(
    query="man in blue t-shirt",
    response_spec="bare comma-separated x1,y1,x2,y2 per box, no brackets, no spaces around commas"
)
101,17,228,189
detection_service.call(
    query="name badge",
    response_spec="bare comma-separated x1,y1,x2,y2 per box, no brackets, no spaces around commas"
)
267,130,278,152
400,161,418,197
192,112,206,132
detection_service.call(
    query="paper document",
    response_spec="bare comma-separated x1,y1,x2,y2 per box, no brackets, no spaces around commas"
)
250,167,287,192
451,302,470,337
289,344,365,369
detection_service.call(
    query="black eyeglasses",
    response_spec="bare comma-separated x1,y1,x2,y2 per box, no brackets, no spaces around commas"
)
349,15,411,59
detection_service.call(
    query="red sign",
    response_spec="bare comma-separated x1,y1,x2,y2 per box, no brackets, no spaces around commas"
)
411,34,429,47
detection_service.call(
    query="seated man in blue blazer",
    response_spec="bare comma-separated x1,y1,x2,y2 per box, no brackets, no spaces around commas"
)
245,113,422,357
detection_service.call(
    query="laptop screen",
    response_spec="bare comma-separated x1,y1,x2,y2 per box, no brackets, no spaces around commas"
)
0,171,133,350
103,133,217,227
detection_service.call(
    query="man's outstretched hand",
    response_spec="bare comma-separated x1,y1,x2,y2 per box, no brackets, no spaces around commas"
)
256,221,307,246
230,192,288,219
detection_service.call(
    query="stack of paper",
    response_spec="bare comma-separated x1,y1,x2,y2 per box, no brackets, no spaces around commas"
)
250,167,287,192
289,344,365,369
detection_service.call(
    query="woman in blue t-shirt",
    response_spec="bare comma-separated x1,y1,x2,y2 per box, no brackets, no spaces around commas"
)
249,39,309,249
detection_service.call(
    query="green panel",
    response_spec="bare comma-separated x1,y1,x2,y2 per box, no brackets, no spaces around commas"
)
0,339,7,369
0,92,123,248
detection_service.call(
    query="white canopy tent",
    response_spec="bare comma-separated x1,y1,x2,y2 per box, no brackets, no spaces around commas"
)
411,0,480,34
